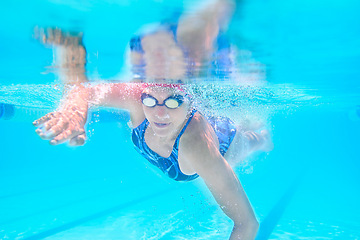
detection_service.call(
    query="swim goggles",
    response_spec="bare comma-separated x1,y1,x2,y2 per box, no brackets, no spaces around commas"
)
141,93,186,109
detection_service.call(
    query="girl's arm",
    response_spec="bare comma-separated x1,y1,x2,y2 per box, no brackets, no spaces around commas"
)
33,83,146,145
34,27,88,85
180,116,259,240
176,0,235,63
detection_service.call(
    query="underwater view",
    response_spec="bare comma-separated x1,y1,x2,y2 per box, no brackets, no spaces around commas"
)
1,0,360,239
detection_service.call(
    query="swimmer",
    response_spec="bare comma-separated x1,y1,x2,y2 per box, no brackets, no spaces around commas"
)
33,82,272,239
33,0,273,238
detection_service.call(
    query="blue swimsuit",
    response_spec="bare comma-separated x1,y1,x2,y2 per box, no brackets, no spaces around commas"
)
132,110,237,181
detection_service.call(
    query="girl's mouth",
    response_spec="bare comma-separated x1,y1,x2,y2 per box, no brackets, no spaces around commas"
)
154,122,170,128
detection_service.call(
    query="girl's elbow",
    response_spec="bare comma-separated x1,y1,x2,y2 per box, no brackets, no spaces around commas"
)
252,218,260,233
248,215,259,232
234,217,259,235
248,217,260,238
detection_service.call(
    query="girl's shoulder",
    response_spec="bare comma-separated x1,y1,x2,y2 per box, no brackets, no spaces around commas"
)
179,111,222,169
181,111,217,145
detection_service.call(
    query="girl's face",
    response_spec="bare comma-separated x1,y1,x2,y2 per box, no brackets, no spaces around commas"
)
142,86,191,138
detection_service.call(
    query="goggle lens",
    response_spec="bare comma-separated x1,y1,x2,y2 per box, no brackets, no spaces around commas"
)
141,93,185,109
142,97,157,107
164,99,180,109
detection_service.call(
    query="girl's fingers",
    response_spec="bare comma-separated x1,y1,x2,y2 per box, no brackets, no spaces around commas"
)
33,114,52,126
50,129,74,145
45,120,71,139
50,126,84,145
33,112,60,126
69,132,86,146
34,111,87,145
36,115,69,140
43,117,59,131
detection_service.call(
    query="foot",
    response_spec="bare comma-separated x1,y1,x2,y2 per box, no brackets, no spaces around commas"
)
244,129,273,152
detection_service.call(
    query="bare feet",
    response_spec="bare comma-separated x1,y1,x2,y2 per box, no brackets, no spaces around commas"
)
244,129,273,152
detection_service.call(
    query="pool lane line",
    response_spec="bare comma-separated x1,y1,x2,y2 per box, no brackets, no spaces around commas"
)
0,176,109,200
255,172,305,240
0,172,134,200
0,181,139,226
23,186,178,240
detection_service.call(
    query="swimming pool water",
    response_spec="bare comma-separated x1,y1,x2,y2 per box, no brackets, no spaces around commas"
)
1,0,360,239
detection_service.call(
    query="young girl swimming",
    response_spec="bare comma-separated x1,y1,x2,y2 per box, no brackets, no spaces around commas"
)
33,0,273,238
33,81,272,239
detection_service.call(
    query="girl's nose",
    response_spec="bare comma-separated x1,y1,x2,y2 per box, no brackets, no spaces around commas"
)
154,105,170,119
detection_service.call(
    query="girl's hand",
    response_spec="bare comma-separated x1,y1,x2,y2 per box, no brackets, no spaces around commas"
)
33,109,87,146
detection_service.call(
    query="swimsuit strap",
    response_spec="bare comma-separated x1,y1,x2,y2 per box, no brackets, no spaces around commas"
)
176,109,197,142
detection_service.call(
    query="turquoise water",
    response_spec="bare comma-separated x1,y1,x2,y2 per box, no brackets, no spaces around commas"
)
1,0,360,239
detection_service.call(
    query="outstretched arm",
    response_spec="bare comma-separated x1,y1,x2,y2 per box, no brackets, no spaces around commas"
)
33,83,146,145
181,116,259,239
33,84,89,145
